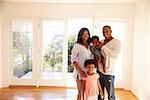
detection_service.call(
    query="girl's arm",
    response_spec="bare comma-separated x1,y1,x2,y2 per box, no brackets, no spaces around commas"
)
97,79,104,100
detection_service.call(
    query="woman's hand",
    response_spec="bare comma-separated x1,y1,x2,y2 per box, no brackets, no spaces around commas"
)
79,70,87,78
73,61,87,78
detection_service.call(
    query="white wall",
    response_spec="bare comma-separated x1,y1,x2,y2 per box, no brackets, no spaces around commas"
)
1,0,138,3
131,0,150,100
148,0,150,98
0,2,2,89
1,2,135,88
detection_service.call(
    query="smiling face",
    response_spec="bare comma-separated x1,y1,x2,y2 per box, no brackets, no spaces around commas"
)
103,26,112,39
82,30,90,43
87,64,95,74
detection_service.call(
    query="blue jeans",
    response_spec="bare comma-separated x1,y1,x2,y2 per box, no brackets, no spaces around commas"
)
97,70,116,100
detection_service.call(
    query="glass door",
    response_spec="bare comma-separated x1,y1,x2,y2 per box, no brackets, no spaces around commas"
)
10,18,125,87
38,20,67,86
10,19,37,85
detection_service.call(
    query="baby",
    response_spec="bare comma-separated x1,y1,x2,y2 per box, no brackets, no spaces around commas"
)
90,35,106,73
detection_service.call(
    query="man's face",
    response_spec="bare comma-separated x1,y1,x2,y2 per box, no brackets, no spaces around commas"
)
103,27,112,39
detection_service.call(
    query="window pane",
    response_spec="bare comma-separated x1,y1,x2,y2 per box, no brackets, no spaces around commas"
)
12,21,33,79
43,20,65,32
42,20,64,80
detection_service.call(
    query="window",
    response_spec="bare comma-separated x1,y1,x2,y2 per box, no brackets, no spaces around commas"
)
42,20,65,80
10,18,125,87
12,21,33,79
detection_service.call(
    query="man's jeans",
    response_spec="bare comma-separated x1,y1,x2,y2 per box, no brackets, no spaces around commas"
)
97,70,116,100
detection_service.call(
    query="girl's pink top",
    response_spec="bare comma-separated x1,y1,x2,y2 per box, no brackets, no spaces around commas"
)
82,73,100,96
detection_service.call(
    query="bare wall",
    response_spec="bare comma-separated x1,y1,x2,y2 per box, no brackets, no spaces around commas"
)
0,2,2,88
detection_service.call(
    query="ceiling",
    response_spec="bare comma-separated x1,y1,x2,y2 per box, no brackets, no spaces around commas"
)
0,0,138,3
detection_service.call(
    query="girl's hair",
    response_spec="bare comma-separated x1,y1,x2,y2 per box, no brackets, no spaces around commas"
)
76,27,91,45
84,59,96,68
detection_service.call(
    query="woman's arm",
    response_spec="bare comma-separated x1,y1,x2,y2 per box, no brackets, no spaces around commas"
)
71,44,87,78
73,61,82,72
73,61,87,78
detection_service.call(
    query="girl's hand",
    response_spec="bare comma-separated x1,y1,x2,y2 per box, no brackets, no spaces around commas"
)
100,92,104,100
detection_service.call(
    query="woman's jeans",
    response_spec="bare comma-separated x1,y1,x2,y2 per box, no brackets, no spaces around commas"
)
97,70,116,100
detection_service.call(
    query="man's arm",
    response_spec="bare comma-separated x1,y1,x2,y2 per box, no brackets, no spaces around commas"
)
101,40,121,58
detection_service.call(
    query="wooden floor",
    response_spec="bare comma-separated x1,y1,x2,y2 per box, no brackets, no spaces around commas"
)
0,86,138,100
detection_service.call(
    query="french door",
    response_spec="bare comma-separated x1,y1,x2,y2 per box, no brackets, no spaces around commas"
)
10,18,125,88
10,19,67,86
10,19,37,85
38,19,67,86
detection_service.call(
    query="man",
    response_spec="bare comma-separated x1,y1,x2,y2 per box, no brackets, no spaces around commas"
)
97,25,121,100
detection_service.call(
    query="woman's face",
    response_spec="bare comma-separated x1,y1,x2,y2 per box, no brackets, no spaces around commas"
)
82,30,89,43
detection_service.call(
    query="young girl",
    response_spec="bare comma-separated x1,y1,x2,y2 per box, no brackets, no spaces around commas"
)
82,59,104,100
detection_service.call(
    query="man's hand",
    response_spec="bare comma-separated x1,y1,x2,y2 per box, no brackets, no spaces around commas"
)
99,41,104,48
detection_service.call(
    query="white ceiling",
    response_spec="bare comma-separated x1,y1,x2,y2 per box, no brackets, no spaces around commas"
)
0,0,138,3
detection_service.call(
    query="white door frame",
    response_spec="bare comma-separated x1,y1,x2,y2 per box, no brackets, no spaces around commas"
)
10,18,38,85
10,18,68,86
36,19,68,87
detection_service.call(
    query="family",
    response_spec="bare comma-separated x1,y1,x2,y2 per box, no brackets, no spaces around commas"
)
71,26,121,100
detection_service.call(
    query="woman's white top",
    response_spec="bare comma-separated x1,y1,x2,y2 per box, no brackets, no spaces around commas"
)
71,43,93,79
98,38,121,76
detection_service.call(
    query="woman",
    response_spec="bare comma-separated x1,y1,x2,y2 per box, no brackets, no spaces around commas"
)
71,28,93,100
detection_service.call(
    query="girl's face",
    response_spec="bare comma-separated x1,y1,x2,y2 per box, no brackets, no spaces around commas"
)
87,64,95,74
82,30,89,43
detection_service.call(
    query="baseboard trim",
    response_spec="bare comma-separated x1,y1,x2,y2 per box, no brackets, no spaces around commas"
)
7,85,76,89
129,90,139,100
